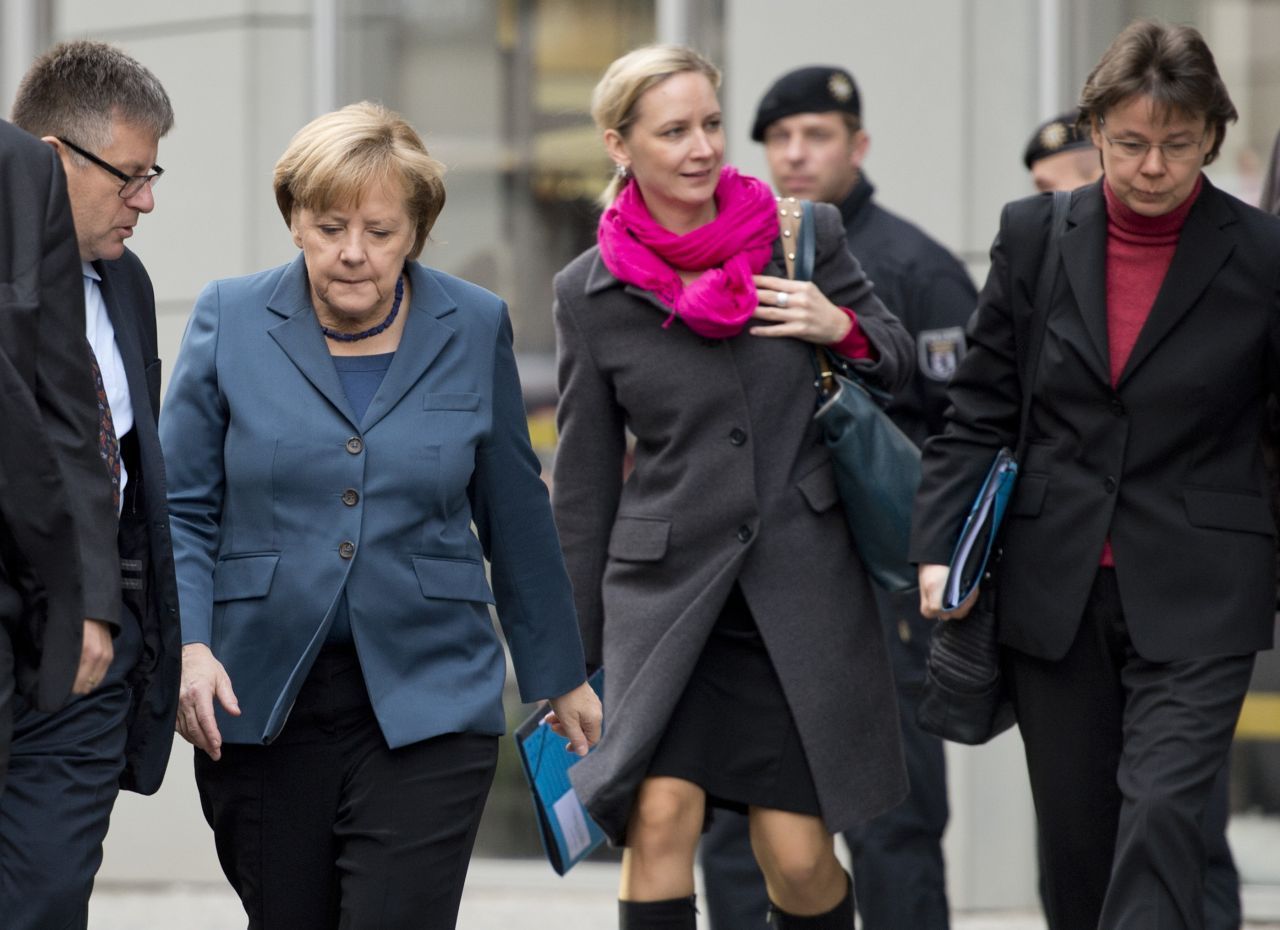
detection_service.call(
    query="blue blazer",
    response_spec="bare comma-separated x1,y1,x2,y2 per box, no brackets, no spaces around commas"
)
160,255,586,747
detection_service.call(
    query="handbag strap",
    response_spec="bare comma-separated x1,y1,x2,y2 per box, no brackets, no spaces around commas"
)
776,197,843,397
1015,189,1070,456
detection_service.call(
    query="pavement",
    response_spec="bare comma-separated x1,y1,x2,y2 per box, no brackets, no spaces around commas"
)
88,860,1280,930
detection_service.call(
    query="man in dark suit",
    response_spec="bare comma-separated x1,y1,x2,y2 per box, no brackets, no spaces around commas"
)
701,66,976,930
3,41,181,928
0,118,120,796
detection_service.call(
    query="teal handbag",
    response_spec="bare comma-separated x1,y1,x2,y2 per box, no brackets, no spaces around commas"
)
782,198,920,593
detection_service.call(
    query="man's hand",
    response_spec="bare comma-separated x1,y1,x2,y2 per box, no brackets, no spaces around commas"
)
544,681,603,757
71,619,114,695
176,643,241,760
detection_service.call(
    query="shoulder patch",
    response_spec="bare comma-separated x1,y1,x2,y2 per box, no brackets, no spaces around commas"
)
917,326,966,381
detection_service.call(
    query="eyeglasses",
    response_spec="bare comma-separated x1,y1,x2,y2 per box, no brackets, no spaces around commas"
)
57,137,164,198
1096,121,1206,163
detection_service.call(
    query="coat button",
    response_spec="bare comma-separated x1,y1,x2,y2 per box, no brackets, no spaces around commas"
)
346,437,363,454
729,428,747,446
736,525,753,543
339,540,356,559
1110,398,1125,417
341,488,359,506
1104,476,1117,494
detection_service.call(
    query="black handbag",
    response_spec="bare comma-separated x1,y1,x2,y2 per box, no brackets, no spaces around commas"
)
916,189,1070,745
781,198,920,594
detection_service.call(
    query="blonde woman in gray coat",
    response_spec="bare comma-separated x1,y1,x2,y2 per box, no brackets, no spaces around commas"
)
552,46,911,930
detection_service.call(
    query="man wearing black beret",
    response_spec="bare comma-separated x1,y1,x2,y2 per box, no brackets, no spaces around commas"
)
699,65,976,930
1024,109,1102,192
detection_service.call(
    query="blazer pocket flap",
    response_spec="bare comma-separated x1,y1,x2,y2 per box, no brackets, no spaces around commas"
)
212,553,280,602
412,556,496,603
1183,489,1275,535
424,392,480,411
1008,475,1047,517
796,460,840,513
607,517,671,562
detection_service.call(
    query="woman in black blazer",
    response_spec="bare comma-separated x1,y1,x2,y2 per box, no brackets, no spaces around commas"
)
912,20,1280,930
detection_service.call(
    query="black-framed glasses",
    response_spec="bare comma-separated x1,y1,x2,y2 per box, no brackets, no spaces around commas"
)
57,137,164,198
1096,120,1207,163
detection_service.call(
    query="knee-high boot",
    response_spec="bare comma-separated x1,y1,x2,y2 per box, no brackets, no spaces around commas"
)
767,872,854,929
619,895,698,929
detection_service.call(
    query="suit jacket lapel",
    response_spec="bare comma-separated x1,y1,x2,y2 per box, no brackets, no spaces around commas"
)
1117,180,1235,388
94,261,154,426
266,255,359,429
1057,184,1111,386
360,263,457,431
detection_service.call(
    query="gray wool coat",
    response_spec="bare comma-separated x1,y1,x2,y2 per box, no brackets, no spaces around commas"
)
552,200,911,843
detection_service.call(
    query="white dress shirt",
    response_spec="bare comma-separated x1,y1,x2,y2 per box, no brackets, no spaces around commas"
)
83,262,133,513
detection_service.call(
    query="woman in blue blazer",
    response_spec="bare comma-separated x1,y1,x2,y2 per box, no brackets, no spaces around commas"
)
160,102,601,930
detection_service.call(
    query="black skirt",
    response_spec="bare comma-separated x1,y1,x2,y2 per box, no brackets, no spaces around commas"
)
647,584,821,816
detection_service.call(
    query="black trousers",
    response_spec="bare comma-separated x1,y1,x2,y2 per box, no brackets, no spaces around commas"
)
700,587,950,930
195,646,499,930
1009,569,1254,930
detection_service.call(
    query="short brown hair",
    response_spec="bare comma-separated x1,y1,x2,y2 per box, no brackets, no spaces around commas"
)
273,102,446,260
1077,19,1236,165
590,45,721,207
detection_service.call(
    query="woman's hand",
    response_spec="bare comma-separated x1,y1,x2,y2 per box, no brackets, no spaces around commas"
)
544,681,603,758
176,643,241,761
750,274,852,345
918,563,979,621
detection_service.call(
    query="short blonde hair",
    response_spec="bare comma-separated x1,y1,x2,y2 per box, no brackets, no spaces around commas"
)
273,102,446,260
590,45,721,207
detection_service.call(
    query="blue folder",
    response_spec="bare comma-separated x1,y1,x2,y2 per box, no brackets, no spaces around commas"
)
942,448,1019,610
514,669,606,875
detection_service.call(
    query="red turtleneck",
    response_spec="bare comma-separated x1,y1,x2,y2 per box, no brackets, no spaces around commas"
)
1099,174,1203,566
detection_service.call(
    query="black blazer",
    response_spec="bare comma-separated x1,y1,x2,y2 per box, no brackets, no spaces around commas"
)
0,120,119,712
911,178,1280,663
93,250,182,794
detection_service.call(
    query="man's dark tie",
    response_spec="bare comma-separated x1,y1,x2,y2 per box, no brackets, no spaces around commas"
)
91,355,120,512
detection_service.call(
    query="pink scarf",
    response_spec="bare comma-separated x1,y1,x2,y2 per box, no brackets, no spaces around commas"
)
597,166,780,338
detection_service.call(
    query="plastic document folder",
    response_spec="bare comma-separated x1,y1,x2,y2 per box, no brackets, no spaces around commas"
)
943,448,1018,610
515,669,605,875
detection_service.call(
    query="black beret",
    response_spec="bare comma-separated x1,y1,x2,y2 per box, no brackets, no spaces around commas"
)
751,66,860,142
1023,110,1093,169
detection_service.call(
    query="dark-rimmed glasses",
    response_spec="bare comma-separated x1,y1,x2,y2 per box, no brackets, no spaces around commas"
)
57,137,164,198
1096,120,1207,163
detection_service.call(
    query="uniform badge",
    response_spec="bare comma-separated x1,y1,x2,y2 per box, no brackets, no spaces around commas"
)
1039,121,1068,152
918,327,966,381
828,73,854,103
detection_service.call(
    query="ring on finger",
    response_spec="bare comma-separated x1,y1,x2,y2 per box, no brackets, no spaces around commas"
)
776,291,789,309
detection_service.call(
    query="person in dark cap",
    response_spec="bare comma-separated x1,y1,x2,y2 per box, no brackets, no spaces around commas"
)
699,64,977,930
1024,109,1102,192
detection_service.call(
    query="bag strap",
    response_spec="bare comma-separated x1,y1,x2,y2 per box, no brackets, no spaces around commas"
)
776,197,843,397
1015,189,1070,455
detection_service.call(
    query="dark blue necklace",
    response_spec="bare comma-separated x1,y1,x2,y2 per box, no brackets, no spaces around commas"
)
321,275,404,342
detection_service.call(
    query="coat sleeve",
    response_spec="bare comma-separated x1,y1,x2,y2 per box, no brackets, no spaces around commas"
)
810,201,914,392
37,147,121,627
550,280,627,673
468,302,588,702
158,282,228,647
909,199,1042,565
911,259,979,437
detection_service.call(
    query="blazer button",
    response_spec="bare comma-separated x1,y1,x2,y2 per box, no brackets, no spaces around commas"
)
736,525,753,543
346,437,364,454
341,488,359,506
729,428,747,446
1103,476,1117,494
1110,398,1126,417
339,540,356,559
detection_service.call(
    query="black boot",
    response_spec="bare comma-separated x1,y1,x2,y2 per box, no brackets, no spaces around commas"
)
619,895,698,929
767,872,854,928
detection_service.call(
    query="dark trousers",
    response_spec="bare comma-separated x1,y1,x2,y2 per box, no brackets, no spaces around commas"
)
0,605,141,930
195,647,499,930
1009,569,1254,930
700,588,950,930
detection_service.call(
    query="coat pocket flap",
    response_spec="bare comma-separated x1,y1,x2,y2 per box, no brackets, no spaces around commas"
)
1183,489,1275,535
796,460,840,513
212,553,280,602
1008,474,1047,517
607,516,671,562
412,556,496,603
423,392,481,411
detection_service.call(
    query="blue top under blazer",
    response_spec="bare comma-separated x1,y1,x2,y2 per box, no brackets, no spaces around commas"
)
160,255,587,747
